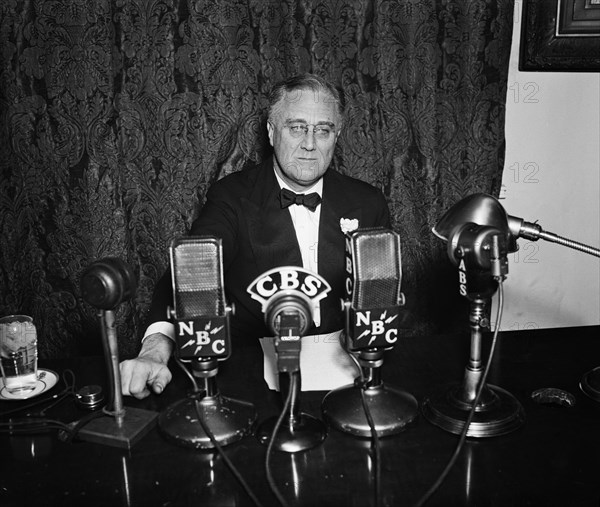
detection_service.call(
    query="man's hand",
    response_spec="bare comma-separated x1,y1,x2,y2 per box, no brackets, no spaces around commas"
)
120,333,174,399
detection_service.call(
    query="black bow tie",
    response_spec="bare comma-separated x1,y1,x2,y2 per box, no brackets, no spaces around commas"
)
279,188,322,212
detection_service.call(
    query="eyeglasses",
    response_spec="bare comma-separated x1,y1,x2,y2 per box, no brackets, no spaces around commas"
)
284,122,335,141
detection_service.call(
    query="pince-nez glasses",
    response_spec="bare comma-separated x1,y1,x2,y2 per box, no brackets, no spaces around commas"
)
284,122,335,141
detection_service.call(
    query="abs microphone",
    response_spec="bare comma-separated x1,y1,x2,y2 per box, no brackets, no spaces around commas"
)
158,236,256,449
78,258,158,449
322,228,418,437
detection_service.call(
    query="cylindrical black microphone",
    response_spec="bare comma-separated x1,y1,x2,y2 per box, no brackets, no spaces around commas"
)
168,236,231,360
265,290,313,374
344,227,404,351
265,291,313,339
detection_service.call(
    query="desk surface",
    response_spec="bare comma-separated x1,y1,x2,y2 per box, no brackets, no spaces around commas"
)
1,326,599,507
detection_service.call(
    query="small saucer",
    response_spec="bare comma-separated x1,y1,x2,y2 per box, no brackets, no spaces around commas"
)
0,369,59,401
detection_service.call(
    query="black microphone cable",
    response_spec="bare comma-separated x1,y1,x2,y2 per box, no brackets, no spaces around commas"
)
0,369,77,418
264,371,296,507
0,415,74,435
193,400,265,507
0,369,105,441
412,278,506,507
173,357,265,507
174,356,200,393
346,350,381,507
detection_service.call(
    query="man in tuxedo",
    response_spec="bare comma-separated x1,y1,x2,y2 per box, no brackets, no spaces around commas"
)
120,73,391,398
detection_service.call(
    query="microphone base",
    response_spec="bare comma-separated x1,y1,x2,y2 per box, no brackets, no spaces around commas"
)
256,413,327,453
422,382,524,438
580,366,600,402
76,407,159,449
321,383,418,437
158,393,257,449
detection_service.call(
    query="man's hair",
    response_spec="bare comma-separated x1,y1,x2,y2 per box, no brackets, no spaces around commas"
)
267,73,344,127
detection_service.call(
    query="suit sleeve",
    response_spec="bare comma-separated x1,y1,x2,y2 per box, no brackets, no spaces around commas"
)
188,182,240,270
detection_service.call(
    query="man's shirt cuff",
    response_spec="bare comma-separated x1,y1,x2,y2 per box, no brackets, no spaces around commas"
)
142,321,175,342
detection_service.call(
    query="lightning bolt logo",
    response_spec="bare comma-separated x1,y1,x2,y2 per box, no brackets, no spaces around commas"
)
356,329,371,341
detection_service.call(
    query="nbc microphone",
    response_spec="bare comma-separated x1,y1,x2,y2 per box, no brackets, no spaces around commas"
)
159,237,256,449
168,236,231,360
343,227,404,351
323,227,417,437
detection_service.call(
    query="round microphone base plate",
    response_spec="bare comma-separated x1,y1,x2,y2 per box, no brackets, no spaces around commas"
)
322,383,418,437
256,413,327,453
422,382,524,438
580,366,600,402
158,393,257,449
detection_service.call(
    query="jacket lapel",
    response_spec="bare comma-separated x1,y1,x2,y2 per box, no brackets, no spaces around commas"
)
318,170,362,283
243,159,303,275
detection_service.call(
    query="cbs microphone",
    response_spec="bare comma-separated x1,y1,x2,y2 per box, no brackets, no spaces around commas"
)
158,236,256,449
247,267,331,452
322,228,418,437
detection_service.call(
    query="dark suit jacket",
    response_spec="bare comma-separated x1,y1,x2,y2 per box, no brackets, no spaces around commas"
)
147,157,391,344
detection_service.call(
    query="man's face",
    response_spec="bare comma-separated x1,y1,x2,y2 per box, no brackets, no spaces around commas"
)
267,88,341,191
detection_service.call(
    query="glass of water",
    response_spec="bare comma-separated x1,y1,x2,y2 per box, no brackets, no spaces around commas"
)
0,315,38,394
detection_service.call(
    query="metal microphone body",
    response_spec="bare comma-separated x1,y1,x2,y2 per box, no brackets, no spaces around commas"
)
265,290,313,374
344,228,405,351
168,237,232,360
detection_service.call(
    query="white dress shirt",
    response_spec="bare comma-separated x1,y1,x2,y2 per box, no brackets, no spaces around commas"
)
273,171,323,326
263,171,356,391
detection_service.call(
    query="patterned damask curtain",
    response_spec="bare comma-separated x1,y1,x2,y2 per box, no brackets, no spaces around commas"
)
0,0,514,359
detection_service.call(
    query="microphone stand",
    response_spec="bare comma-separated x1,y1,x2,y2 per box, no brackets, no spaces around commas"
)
422,273,524,437
433,194,600,404
102,309,124,425
256,313,327,453
158,356,257,449
580,368,600,402
76,309,159,448
321,303,418,437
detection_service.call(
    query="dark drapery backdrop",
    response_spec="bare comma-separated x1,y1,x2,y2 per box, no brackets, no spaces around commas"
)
0,0,514,359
